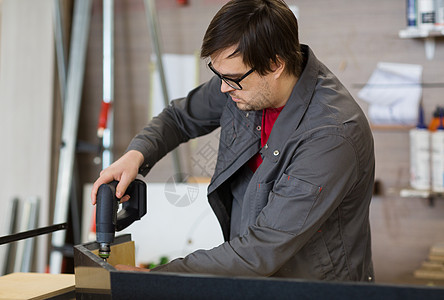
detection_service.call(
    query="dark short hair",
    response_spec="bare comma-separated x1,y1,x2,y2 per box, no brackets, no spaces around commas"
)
201,0,303,77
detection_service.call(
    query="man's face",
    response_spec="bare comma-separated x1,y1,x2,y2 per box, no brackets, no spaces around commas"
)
210,46,277,111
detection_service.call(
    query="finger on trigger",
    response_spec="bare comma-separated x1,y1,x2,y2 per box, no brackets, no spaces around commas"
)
120,195,131,203
116,178,129,199
116,181,128,199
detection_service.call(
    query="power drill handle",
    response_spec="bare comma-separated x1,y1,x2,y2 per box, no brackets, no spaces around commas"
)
116,179,147,231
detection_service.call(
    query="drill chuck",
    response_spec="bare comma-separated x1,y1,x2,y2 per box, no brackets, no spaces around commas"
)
99,242,111,260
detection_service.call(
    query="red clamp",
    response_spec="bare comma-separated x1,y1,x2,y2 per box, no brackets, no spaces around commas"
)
97,100,111,138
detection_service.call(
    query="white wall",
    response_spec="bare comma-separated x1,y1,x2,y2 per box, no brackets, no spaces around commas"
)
0,0,54,274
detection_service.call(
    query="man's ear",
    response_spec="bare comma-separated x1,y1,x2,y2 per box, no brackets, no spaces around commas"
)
270,55,286,79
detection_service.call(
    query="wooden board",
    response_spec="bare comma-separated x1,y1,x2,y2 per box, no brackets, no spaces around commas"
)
91,240,136,267
431,243,444,256
75,241,135,291
0,273,74,300
414,242,444,281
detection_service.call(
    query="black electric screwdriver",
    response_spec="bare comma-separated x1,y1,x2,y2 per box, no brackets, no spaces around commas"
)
95,179,147,261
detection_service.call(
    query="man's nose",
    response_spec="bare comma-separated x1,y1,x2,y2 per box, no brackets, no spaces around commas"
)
220,80,236,94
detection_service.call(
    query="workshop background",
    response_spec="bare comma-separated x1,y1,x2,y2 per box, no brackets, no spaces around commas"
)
0,0,444,287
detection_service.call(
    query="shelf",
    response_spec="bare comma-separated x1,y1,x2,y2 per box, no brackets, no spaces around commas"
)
399,27,444,38
370,124,414,131
399,27,444,60
400,188,444,206
400,188,433,198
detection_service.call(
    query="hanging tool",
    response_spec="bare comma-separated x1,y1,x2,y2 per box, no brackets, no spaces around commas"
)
95,180,147,261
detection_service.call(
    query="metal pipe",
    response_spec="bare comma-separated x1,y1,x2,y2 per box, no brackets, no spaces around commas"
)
53,0,67,107
102,0,114,169
50,0,92,274
144,0,183,181
0,223,68,245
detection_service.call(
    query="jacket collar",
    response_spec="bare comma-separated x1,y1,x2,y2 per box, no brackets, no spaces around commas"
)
261,44,319,163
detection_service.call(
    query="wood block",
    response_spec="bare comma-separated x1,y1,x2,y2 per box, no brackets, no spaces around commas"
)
421,260,444,271
431,242,444,256
414,268,444,280
0,273,74,300
91,240,135,267
75,240,136,291
429,255,444,263
413,241,444,280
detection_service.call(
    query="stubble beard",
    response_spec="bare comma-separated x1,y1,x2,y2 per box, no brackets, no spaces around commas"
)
231,81,273,111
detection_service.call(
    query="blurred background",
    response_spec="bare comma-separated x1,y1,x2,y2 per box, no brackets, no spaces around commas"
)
0,0,444,287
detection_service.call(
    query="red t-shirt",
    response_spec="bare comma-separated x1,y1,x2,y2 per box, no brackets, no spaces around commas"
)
248,106,285,172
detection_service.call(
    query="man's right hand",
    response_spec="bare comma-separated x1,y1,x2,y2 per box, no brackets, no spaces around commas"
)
91,150,145,205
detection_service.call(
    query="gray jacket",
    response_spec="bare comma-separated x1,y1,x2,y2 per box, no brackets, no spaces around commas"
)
128,45,375,281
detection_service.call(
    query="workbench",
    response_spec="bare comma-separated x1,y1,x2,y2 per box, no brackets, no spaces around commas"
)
73,234,444,300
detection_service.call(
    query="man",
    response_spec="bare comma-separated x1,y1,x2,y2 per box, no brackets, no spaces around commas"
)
92,0,375,281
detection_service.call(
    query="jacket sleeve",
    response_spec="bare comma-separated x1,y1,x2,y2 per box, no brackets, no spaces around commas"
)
152,132,360,276
126,76,227,175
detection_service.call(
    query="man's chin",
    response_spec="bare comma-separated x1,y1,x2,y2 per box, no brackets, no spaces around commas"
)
235,102,249,111
236,101,258,111
236,102,262,111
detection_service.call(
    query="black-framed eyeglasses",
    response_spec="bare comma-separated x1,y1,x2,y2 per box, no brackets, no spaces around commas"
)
208,62,255,90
